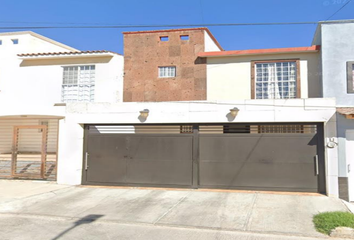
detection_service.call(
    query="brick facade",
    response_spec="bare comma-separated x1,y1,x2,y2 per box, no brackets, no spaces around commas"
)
123,29,207,102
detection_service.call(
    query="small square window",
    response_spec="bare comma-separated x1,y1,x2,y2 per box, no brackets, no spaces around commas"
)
180,35,189,40
158,66,176,78
160,36,169,41
12,39,19,44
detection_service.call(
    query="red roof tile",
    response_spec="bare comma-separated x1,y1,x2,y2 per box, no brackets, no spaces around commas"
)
337,107,354,115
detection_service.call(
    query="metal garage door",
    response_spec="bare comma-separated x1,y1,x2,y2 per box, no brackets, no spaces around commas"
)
199,124,324,193
83,125,193,187
83,124,324,193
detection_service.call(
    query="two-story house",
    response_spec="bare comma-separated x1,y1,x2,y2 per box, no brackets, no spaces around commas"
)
57,28,337,199
0,31,123,181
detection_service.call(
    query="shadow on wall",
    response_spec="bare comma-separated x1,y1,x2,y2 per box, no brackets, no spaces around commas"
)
225,112,236,122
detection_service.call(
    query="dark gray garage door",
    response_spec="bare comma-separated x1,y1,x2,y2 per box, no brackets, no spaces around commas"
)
84,126,193,187
83,124,324,193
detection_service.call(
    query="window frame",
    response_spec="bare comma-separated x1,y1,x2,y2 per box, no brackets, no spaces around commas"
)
251,59,301,99
158,66,176,78
61,65,96,102
347,61,354,93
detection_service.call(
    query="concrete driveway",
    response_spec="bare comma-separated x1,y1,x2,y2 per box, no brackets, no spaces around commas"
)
0,180,349,239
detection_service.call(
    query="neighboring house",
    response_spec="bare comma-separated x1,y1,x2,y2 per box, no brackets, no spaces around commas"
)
312,20,354,201
0,31,123,181
58,28,337,199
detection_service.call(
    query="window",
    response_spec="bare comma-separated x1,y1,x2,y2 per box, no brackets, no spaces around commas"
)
0,40,2,45
252,60,299,99
160,36,169,41
61,65,95,102
347,61,354,93
158,66,176,78
180,35,189,40
11,39,18,44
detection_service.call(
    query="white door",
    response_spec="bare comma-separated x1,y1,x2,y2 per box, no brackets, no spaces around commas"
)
346,130,354,201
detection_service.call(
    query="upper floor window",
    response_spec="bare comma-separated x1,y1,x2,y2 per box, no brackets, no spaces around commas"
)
160,36,169,42
158,66,176,78
61,65,95,102
347,61,354,93
252,60,299,99
11,39,19,44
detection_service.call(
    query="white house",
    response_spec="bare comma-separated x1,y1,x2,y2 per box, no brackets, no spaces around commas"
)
0,31,123,181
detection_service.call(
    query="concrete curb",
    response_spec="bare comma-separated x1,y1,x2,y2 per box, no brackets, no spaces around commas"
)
341,200,354,214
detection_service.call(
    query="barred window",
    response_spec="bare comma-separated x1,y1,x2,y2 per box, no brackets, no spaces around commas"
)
158,66,176,78
255,61,297,99
61,65,95,102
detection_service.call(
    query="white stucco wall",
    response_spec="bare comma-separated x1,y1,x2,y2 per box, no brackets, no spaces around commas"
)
204,30,222,52
206,52,321,101
0,55,124,109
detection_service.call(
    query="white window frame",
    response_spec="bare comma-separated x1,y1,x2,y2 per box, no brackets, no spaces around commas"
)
61,65,96,102
158,66,176,78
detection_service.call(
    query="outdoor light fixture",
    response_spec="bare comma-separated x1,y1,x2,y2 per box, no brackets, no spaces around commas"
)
139,109,149,118
229,107,240,117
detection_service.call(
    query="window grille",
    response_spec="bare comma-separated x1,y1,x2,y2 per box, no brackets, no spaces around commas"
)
255,62,297,99
61,65,95,102
158,66,176,78
180,125,193,134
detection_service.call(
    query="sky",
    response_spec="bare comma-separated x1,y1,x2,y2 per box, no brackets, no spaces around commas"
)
0,0,353,54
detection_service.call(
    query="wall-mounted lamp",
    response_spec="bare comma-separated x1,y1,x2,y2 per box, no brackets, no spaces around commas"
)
229,107,240,117
139,109,149,118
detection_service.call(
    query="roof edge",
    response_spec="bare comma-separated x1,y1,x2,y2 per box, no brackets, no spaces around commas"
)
0,31,78,52
198,45,320,58
18,50,122,57
123,27,223,51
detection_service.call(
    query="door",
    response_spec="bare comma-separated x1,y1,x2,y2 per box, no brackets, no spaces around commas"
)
346,130,354,201
198,124,321,192
12,125,48,179
84,125,193,187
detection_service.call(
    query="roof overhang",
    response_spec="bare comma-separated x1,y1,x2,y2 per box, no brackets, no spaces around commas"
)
18,52,117,60
198,45,320,58
337,107,354,119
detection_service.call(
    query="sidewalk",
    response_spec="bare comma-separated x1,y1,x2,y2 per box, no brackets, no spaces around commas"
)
0,180,349,239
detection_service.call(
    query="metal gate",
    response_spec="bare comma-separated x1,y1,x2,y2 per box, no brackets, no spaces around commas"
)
83,124,325,193
84,126,193,187
12,125,48,179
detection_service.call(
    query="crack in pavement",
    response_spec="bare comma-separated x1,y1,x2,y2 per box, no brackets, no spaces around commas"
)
243,192,258,231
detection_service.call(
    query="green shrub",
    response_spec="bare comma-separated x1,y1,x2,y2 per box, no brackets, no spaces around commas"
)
313,211,354,235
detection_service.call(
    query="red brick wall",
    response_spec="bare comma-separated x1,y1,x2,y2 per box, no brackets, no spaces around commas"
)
123,29,206,102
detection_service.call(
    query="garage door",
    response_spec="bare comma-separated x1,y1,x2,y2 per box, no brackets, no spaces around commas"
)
199,125,322,192
84,125,193,187
83,124,324,193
